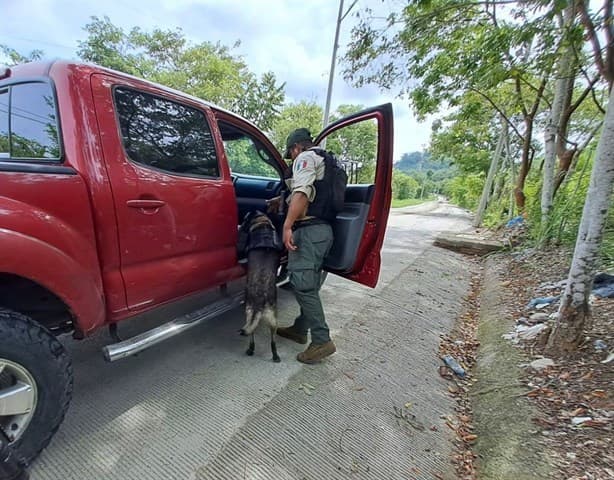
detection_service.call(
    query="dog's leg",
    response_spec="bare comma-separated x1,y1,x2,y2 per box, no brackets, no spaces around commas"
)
241,305,255,356
239,305,254,336
263,307,280,363
246,333,255,356
244,311,261,356
270,327,280,363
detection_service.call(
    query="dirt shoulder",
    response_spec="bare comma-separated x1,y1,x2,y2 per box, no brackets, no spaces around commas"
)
471,256,552,479
467,247,613,480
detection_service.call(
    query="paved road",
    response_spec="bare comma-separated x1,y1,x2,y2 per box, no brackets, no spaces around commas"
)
32,200,475,480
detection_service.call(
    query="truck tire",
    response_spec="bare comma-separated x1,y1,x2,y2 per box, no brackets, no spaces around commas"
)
0,308,73,463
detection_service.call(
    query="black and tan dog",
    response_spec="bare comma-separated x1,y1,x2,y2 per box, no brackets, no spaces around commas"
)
238,211,282,362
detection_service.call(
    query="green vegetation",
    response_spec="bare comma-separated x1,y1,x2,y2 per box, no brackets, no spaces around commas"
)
344,1,613,261
343,0,614,350
392,151,456,203
391,197,434,209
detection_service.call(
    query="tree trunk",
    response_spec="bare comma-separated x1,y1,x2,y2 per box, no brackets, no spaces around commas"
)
547,2,578,202
474,122,506,227
546,86,614,355
507,131,515,219
514,119,533,211
543,35,575,223
515,74,546,212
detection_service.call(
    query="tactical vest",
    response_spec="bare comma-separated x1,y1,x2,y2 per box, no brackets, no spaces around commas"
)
306,148,347,222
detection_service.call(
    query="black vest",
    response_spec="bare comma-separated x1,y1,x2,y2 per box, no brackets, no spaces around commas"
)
305,148,337,222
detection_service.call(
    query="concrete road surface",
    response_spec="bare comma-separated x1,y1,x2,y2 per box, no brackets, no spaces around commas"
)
32,200,476,480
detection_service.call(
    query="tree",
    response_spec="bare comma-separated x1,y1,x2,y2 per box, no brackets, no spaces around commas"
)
0,45,43,64
270,102,378,184
327,104,378,183
343,1,558,210
392,171,419,200
269,101,324,153
77,16,285,130
344,1,609,216
474,121,507,227
539,1,607,230
546,0,614,353
430,90,503,171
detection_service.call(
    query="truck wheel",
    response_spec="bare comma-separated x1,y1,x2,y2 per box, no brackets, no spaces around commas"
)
0,308,73,463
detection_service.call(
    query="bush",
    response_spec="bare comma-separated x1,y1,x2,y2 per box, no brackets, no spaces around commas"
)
443,173,484,209
392,171,419,200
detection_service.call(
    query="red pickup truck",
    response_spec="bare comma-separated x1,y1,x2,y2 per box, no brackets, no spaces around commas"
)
0,60,393,461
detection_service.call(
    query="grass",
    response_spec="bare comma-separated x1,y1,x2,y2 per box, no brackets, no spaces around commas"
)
391,197,435,208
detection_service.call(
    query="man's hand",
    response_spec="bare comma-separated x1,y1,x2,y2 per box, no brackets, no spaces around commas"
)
283,225,297,251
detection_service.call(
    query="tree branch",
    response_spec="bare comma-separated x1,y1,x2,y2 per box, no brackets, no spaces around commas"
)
577,0,607,80
530,77,548,118
468,87,524,141
569,75,600,114
516,77,529,117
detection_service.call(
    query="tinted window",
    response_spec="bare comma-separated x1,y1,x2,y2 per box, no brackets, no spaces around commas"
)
224,137,278,178
0,89,8,158
114,88,219,177
10,83,60,159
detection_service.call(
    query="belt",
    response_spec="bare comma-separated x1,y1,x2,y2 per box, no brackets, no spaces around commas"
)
292,217,329,231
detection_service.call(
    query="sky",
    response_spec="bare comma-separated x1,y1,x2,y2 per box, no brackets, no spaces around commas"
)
1,0,433,161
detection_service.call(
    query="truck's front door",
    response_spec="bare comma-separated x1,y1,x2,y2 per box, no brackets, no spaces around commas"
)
91,74,241,312
315,103,394,288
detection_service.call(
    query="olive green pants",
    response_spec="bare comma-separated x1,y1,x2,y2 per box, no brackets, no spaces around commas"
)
288,223,334,345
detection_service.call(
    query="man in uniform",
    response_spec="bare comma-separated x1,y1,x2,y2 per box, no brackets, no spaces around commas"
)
276,128,336,364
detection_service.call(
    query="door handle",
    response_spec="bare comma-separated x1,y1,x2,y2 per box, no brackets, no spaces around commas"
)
126,199,166,209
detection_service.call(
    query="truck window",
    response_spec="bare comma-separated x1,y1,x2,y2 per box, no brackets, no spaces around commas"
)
0,83,61,160
224,137,278,178
114,87,219,178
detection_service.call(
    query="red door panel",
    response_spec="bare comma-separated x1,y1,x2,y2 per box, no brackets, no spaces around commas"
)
315,103,394,288
91,74,241,312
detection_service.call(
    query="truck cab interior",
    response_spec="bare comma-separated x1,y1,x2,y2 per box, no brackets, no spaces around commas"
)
216,120,287,226
216,118,376,275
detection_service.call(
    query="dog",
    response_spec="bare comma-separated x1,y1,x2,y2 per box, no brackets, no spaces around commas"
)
238,211,282,362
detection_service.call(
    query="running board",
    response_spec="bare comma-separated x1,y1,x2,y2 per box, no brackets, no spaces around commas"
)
102,291,245,362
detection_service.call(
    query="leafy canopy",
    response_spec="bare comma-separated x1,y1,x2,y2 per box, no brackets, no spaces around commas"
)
77,16,285,130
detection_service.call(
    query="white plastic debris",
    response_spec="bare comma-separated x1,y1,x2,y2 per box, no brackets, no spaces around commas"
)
601,352,614,364
571,417,592,426
529,312,549,323
529,358,555,370
517,323,547,340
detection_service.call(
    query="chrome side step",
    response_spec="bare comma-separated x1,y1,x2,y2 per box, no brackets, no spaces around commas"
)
102,291,245,362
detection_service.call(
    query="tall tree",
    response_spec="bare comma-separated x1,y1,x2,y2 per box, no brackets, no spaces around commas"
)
269,101,324,154
474,120,507,227
270,102,378,183
77,16,285,130
547,0,614,353
327,104,378,183
343,0,557,210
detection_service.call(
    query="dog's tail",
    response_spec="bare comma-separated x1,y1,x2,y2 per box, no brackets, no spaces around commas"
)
240,308,262,336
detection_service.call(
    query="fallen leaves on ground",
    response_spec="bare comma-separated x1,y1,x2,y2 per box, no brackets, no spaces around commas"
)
497,246,613,479
438,265,482,480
